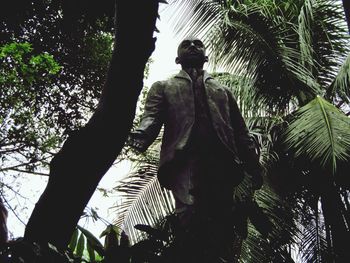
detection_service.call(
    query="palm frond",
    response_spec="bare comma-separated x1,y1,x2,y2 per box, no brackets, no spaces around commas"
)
212,72,265,117
283,96,350,174
235,179,299,262
169,0,225,39
111,163,175,243
247,115,285,169
298,0,350,89
298,0,317,73
300,211,329,263
212,3,320,109
328,52,350,102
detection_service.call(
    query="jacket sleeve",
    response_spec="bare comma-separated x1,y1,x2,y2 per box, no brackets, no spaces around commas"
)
226,89,262,177
130,81,165,152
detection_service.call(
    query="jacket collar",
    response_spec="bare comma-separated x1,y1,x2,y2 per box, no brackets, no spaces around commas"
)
175,69,213,82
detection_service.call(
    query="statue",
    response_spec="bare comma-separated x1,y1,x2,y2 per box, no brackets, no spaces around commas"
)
129,36,263,262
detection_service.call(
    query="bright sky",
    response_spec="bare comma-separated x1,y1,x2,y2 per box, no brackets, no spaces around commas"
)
145,5,181,87
5,2,186,243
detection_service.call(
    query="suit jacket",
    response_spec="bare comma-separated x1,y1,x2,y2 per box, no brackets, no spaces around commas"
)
133,70,261,188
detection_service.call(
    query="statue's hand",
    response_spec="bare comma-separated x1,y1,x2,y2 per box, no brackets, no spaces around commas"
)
249,170,263,190
252,174,263,190
127,132,147,152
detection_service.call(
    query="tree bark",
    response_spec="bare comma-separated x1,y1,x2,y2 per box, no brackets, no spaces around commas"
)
321,179,350,262
24,0,160,249
0,197,8,246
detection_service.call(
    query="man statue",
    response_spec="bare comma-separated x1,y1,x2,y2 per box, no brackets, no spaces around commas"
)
129,36,263,262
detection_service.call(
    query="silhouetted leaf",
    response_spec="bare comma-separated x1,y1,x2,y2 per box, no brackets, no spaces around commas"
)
134,224,168,241
247,200,273,238
76,233,85,258
86,240,95,262
69,228,79,252
77,225,105,256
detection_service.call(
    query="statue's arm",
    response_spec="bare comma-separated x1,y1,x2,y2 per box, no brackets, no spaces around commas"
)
226,90,263,189
129,81,165,152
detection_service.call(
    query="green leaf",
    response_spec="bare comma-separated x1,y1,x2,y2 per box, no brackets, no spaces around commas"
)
284,96,350,173
76,232,85,258
111,163,175,241
329,53,350,101
77,225,104,256
101,224,120,250
77,225,104,248
99,224,113,238
87,240,96,262
68,228,79,251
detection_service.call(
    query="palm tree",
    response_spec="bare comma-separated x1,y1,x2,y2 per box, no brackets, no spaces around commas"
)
112,0,350,262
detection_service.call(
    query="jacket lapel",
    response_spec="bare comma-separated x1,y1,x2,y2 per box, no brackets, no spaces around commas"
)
175,69,213,83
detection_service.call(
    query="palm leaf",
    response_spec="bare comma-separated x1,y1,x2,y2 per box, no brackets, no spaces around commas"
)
283,96,350,174
328,52,350,102
212,72,269,117
212,7,319,109
169,0,224,38
298,0,350,89
234,177,299,262
111,163,175,243
300,213,329,263
298,0,317,73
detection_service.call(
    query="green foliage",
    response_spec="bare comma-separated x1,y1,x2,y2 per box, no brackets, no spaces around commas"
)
0,0,116,247
112,163,174,243
329,52,350,102
284,96,350,174
69,225,104,262
99,224,119,250
0,0,115,212
0,42,63,174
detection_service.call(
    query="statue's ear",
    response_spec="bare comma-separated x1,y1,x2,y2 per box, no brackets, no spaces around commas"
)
204,56,208,63
175,57,180,64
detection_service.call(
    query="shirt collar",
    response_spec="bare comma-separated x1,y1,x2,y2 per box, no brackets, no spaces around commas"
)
175,69,212,82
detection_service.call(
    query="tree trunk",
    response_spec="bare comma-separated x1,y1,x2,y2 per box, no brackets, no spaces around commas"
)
24,0,160,249
321,179,350,262
0,197,8,246
343,0,350,34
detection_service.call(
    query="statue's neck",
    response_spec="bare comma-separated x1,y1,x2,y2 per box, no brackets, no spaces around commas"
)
183,67,203,81
183,67,203,74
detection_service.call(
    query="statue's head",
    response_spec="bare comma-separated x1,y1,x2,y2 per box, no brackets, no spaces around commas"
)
175,36,208,68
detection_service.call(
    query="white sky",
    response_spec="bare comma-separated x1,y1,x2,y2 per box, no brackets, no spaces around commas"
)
145,5,182,87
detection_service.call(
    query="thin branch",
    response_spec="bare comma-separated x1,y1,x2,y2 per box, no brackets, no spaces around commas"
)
0,181,30,200
0,145,27,154
9,168,49,176
0,161,34,172
0,192,26,226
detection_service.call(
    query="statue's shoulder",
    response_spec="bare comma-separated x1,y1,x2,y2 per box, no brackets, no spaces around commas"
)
206,76,229,90
162,75,183,87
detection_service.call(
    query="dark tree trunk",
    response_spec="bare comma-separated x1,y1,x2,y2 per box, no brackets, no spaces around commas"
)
24,0,160,249
0,197,8,246
343,0,350,34
343,0,350,33
321,179,350,262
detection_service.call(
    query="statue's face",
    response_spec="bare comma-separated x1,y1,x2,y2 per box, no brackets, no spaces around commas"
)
176,37,207,67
